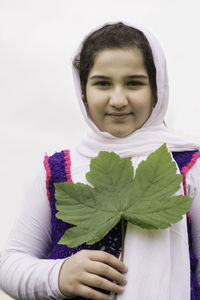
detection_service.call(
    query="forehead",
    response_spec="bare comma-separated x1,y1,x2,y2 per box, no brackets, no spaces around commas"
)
89,48,147,76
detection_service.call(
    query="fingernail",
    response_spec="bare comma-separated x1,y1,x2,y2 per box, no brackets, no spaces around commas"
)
124,265,128,272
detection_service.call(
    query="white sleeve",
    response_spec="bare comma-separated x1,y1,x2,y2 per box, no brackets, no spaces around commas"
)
0,167,67,300
186,158,200,283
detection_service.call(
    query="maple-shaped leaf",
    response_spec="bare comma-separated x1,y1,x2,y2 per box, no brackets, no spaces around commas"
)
55,143,192,248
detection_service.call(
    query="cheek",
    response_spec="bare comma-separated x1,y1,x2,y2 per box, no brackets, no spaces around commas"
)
131,91,152,111
87,102,104,121
132,95,153,124
86,98,101,123
141,90,153,114
86,91,107,116
142,101,153,119
143,97,153,113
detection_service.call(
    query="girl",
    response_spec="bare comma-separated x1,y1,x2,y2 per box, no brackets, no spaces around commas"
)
0,21,200,300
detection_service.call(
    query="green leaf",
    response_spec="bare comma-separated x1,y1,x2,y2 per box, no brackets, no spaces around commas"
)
86,151,134,192
55,143,192,247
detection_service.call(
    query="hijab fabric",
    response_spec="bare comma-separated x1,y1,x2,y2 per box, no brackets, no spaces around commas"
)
70,21,199,300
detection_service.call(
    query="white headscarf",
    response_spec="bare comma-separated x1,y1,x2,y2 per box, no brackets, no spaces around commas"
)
70,21,198,300
72,22,199,159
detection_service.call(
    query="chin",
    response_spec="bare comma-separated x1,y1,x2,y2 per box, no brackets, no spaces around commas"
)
109,129,134,138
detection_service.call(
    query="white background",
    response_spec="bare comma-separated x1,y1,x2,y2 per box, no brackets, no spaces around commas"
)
0,0,200,298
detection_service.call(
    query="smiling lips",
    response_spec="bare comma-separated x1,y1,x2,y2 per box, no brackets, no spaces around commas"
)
106,112,133,120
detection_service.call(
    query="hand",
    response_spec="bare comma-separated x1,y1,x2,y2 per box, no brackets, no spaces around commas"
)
58,249,128,300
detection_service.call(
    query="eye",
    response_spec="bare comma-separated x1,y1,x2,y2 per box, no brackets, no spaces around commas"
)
126,80,143,87
94,81,111,87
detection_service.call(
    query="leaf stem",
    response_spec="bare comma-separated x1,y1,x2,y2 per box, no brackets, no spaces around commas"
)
114,218,125,300
121,217,125,262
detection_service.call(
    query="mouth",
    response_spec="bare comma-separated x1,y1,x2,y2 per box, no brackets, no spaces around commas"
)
106,112,133,120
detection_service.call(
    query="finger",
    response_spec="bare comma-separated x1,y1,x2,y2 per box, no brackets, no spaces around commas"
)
86,260,127,286
77,284,112,300
81,273,124,295
88,250,128,273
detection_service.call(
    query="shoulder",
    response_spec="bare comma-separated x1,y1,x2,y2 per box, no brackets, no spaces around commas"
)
185,154,200,193
44,149,70,164
172,150,200,196
172,150,200,173
44,149,71,170
172,151,200,199
43,149,72,184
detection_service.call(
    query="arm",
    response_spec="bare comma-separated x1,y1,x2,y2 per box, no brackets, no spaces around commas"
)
0,168,66,300
186,158,200,283
0,168,127,300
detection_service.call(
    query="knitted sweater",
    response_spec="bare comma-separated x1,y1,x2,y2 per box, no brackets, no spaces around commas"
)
44,149,200,300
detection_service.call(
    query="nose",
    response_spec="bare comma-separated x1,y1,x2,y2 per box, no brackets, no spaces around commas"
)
109,87,128,108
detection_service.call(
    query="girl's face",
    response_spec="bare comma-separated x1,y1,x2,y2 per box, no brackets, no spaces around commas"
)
86,48,153,137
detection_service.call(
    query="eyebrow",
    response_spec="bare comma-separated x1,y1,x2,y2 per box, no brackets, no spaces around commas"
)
88,74,148,80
